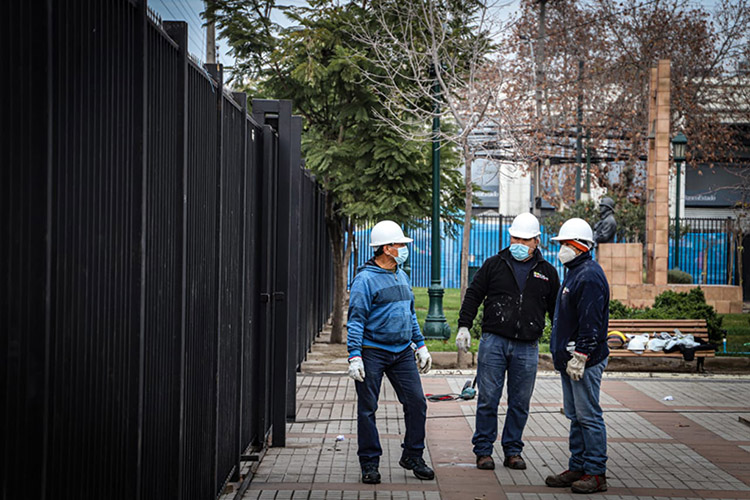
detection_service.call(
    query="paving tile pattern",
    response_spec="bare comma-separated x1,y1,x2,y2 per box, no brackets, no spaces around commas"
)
236,373,750,500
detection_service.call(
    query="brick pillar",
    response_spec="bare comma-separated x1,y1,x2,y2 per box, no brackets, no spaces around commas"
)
645,60,670,285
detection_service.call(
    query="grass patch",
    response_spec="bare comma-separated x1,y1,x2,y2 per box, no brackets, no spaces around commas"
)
720,313,750,354
413,287,550,353
413,287,467,352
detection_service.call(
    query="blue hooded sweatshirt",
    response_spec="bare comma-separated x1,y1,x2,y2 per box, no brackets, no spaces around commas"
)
347,259,425,359
550,251,610,372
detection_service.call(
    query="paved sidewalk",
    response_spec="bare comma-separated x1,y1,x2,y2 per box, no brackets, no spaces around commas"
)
239,371,750,500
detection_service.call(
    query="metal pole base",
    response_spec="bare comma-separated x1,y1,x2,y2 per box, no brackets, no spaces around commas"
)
423,285,451,340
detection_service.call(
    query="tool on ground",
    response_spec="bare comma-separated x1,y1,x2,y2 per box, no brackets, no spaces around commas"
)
425,378,476,402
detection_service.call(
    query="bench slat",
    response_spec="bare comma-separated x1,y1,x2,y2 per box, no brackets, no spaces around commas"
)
608,350,714,358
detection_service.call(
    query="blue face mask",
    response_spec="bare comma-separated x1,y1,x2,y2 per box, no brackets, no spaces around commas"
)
510,243,531,261
393,246,409,266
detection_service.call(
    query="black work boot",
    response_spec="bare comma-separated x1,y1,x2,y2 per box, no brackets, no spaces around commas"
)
545,469,585,487
476,455,495,470
503,455,527,470
361,463,381,484
399,456,435,480
571,474,607,493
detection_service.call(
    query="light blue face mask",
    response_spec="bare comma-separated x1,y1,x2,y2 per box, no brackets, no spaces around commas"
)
393,246,409,265
510,243,531,261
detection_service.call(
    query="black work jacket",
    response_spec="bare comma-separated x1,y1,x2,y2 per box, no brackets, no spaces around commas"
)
458,248,560,342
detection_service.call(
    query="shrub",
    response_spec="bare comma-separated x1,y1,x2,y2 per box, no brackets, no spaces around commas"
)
608,288,723,342
667,268,693,284
609,299,632,319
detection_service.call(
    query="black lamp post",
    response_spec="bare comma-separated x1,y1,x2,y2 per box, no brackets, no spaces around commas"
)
671,132,687,269
423,64,450,340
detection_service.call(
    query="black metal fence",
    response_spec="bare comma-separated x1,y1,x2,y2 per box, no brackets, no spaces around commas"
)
349,216,739,288
669,217,740,285
3,2,333,500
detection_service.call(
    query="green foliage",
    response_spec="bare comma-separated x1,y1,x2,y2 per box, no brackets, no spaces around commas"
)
614,197,646,243
608,299,631,319
469,304,483,339
206,1,466,227
542,196,645,244
667,268,693,284
608,288,724,342
543,200,597,241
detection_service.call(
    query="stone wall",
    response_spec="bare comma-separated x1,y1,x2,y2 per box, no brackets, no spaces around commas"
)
598,241,742,313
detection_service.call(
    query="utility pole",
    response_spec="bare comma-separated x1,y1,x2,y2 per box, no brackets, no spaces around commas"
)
532,0,547,216
205,1,216,64
575,59,583,202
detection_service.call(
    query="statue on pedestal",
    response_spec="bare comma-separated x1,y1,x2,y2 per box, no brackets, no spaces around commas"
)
594,197,617,244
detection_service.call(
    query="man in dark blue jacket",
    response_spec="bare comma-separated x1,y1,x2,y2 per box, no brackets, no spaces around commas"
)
546,218,610,494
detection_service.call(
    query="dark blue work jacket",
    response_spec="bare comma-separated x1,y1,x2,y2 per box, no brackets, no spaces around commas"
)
550,252,610,372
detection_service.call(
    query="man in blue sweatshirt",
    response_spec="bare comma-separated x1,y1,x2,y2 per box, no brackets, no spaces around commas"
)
347,220,434,485
547,218,610,494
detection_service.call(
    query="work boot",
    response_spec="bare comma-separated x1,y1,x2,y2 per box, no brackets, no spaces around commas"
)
361,463,381,484
545,469,584,487
571,474,607,494
503,455,527,470
399,456,435,480
476,455,495,470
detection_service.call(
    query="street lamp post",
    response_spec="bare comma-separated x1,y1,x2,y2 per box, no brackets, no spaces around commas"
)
672,132,687,270
423,65,451,340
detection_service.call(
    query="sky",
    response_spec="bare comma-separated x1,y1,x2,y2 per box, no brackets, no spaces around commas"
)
148,0,233,67
147,0,728,85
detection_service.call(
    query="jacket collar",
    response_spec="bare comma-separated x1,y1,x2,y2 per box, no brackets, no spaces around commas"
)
564,251,592,269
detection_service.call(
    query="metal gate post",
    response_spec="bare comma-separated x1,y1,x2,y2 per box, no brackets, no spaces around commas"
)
206,62,224,496
232,90,249,482
163,20,189,500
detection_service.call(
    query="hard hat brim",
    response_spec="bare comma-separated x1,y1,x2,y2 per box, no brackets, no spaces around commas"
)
369,236,413,247
551,235,594,244
508,230,540,239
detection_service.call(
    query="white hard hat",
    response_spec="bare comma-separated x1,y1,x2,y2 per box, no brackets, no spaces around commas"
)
551,218,594,246
369,220,413,247
508,213,541,239
627,334,650,354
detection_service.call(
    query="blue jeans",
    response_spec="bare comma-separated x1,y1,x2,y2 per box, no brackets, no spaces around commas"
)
355,347,427,466
472,333,538,457
561,358,608,475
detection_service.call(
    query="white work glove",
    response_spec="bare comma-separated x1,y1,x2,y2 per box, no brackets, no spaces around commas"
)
416,345,432,374
456,327,471,353
566,351,587,381
347,356,365,382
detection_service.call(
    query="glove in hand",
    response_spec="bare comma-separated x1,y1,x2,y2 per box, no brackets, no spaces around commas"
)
566,351,587,381
347,356,365,382
416,346,432,374
456,327,471,353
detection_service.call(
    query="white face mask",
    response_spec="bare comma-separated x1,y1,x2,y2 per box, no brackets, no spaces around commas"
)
558,245,578,264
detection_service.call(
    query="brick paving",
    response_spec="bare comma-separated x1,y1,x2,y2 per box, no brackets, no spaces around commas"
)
235,372,750,500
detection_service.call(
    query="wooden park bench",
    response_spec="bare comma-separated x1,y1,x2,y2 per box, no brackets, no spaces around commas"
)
607,319,715,372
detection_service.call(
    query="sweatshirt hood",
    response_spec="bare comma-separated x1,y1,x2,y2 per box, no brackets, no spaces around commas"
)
357,257,398,274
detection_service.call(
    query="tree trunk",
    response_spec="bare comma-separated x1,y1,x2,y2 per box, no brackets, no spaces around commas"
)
344,219,355,304
325,193,347,344
460,144,474,304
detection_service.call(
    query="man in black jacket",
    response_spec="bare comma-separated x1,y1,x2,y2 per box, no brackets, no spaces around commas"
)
455,213,560,471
